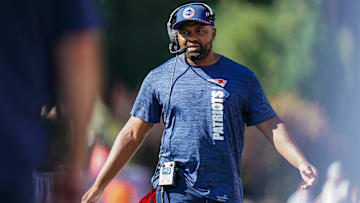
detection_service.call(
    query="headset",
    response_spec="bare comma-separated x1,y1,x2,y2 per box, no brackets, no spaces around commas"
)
167,2,216,54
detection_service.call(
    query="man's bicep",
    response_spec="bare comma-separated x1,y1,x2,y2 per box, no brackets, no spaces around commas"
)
123,116,155,139
128,116,154,130
255,116,282,142
130,72,162,123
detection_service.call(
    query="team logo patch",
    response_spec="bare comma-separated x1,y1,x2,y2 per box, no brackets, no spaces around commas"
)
207,79,227,87
183,7,195,19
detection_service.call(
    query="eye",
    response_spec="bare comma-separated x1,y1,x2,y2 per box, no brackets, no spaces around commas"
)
179,30,190,37
197,29,208,36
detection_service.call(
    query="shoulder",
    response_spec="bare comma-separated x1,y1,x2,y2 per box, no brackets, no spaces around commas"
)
149,57,177,74
141,57,178,85
220,55,256,78
144,57,177,79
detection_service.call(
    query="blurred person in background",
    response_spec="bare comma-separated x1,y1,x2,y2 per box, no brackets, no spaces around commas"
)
314,161,357,203
82,2,317,203
287,187,313,203
0,0,102,202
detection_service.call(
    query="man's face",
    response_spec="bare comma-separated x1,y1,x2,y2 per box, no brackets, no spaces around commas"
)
177,21,216,61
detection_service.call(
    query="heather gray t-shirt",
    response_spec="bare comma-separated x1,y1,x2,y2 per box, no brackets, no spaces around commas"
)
130,55,276,202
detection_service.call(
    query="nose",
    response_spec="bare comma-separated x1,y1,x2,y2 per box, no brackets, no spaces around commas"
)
187,36,199,42
182,31,199,41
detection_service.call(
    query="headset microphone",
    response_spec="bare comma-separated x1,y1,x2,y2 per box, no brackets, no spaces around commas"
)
169,45,186,54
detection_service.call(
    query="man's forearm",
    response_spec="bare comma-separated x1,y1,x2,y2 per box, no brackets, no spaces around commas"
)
256,116,318,189
258,116,309,168
270,120,309,168
93,117,152,190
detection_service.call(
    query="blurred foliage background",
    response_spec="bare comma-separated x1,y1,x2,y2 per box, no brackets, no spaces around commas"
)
87,0,360,202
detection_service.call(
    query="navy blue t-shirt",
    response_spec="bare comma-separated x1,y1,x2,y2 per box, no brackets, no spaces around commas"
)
131,55,276,202
0,0,99,173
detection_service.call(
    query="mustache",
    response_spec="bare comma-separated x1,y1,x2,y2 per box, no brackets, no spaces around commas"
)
186,41,201,47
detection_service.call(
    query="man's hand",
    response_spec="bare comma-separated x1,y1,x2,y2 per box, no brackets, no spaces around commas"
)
299,162,318,190
81,185,104,203
256,117,319,190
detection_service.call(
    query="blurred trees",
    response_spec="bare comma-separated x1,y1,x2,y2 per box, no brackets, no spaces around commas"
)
214,0,322,95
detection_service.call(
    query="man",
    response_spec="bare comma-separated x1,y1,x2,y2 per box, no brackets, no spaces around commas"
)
82,3,317,203
0,0,102,202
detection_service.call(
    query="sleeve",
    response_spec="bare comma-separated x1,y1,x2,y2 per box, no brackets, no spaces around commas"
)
244,73,277,126
56,0,101,34
130,72,162,123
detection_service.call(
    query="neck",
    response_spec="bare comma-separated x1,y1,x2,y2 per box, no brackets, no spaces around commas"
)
185,51,220,66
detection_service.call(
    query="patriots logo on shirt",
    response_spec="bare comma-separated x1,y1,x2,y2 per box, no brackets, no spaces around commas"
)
207,78,227,87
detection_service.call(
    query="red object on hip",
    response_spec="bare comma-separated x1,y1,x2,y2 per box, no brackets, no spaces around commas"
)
139,188,156,203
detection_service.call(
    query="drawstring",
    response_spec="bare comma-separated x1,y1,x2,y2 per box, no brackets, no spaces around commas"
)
161,186,165,203
152,56,190,203
160,55,190,161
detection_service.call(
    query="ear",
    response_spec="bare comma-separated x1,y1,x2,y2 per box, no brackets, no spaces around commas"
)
211,27,217,41
176,30,181,40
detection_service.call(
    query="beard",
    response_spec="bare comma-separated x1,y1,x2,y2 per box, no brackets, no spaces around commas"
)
184,41,212,62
